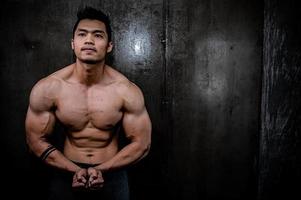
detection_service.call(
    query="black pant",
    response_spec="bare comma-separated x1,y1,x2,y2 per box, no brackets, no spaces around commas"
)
47,163,129,200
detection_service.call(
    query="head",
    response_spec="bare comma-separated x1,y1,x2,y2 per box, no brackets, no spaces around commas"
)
72,7,112,42
71,7,113,64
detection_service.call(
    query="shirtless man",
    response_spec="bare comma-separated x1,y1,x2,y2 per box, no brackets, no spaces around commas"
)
25,7,151,200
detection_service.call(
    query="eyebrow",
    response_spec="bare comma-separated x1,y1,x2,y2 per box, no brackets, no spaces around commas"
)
77,28,106,34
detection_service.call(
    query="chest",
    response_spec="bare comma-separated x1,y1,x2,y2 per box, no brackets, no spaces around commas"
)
55,84,123,130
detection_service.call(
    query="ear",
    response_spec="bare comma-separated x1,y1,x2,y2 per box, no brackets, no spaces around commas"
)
106,41,113,53
71,39,74,50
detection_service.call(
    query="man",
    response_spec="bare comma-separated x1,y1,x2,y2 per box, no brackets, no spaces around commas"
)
25,6,151,200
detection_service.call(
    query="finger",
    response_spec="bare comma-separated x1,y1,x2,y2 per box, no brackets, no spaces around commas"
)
89,178,100,188
92,176,104,184
87,169,98,177
88,178,96,188
76,169,88,179
88,174,98,183
72,181,86,188
90,177,104,187
78,176,87,184
89,182,104,190
79,170,88,177
72,183,85,187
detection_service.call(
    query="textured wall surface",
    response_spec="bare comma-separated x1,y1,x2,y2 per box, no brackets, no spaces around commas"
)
0,0,262,199
259,1,301,199
165,0,262,199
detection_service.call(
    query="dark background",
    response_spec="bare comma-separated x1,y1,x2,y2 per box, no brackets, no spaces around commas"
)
0,0,300,199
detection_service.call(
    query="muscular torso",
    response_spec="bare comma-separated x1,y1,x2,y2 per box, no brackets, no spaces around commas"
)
51,65,125,164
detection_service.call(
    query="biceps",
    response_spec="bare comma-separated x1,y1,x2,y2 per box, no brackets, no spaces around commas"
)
25,107,56,138
122,109,151,141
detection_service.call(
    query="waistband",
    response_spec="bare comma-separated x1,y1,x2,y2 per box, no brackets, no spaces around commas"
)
71,161,100,169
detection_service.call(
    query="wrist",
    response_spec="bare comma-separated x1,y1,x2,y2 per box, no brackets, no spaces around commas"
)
69,164,83,173
95,164,109,173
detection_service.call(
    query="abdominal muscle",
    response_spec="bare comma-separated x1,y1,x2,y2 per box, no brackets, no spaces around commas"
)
63,127,119,164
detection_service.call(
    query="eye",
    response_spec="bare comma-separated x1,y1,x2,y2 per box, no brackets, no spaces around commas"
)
77,33,86,37
95,34,104,38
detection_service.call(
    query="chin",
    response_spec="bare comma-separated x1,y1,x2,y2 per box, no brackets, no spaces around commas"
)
80,58,102,65
83,60,99,64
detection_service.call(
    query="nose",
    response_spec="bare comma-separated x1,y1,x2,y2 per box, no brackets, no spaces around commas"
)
84,34,94,45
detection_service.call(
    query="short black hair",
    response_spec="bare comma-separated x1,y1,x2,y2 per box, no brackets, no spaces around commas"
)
72,7,112,42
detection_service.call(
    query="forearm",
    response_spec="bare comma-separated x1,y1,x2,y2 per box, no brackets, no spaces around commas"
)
95,141,150,172
27,138,80,173
42,150,81,172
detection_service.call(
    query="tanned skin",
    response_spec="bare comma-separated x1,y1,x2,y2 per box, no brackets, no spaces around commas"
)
25,19,152,190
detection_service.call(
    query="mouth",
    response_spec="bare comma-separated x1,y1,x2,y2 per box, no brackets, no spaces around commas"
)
81,47,97,52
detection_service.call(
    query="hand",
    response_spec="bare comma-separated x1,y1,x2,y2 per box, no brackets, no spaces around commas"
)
72,168,88,189
87,167,104,190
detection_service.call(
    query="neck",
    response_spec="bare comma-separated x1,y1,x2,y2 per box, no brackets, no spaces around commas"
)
74,59,106,85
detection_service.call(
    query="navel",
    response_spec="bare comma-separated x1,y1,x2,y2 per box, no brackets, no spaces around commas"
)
86,154,94,157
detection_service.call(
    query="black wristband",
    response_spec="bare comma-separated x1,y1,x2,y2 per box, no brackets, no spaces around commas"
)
40,145,56,161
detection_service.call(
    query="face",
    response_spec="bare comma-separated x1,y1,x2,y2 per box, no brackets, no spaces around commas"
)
72,19,113,64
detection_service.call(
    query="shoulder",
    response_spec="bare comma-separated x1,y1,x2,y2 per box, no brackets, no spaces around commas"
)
118,80,144,100
30,74,62,99
105,66,142,94
29,66,71,111
30,64,73,96
105,65,145,110
118,80,145,112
